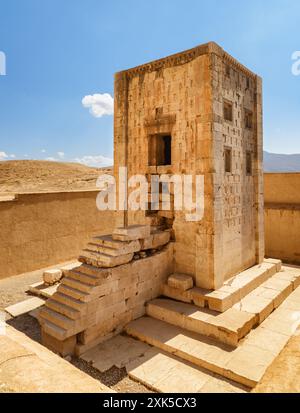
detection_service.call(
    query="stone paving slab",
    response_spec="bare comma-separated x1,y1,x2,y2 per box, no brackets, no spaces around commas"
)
127,348,248,393
5,297,45,317
29,282,59,299
81,335,151,372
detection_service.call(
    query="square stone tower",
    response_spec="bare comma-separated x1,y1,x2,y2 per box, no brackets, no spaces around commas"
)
114,42,264,290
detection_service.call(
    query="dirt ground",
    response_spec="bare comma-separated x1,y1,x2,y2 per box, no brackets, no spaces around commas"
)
0,160,112,193
0,267,151,393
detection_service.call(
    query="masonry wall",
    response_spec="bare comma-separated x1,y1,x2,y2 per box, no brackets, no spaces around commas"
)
0,190,116,279
211,53,264,288
114,46,215,289
114,42,263,290
264,173,300,265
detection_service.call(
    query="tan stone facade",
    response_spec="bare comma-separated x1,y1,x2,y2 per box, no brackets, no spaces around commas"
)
114,42,264,289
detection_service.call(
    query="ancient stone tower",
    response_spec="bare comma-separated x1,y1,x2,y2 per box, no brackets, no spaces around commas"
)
114,41,264,290
40,42,268,359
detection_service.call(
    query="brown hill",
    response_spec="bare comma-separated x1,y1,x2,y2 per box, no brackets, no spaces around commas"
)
0,160,113,193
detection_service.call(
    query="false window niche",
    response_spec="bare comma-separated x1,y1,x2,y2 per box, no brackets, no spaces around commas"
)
149,134,172,166
223,100,233,122
224,147,232,173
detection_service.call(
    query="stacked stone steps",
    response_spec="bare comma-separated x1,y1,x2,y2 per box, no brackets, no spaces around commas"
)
45,297,80,320
147,298,255,347
154,263,300,347
42,319,68,341
162,259,281,312
126,265,300,388
39,225,173,354
79,249,134,268
67,269,102,286
126,284,300,388
79,226,170,267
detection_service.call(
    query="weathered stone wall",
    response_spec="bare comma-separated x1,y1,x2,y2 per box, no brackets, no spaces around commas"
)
114,45,216,288
0,190,116,279
264,173,300,265
211,51,264,288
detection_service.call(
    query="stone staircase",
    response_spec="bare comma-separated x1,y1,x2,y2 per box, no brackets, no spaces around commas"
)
39,225,173,355
125,261,300,389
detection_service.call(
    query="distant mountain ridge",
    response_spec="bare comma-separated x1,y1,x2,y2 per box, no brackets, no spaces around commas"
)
263,151,300,172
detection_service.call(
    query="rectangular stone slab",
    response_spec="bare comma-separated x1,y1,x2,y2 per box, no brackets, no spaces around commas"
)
5,297,45,317
112,225,150,241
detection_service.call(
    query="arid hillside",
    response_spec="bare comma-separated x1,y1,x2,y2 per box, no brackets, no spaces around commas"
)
0,160,113,193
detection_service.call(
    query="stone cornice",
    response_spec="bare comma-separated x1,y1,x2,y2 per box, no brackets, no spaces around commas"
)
115,42,258,80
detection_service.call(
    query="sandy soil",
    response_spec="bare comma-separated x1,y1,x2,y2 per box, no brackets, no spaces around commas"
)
0,160,112,193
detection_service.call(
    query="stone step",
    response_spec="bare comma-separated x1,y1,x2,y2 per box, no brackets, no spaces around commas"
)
57,284,90,302
146,298,255,347
62,276,94,293
75,263,111,279
79,249,134,268
50,292,86,312
127,347,248,393
67,269,101,286
87,239,140,256
112,224,150,241
125,310,291,389
39,307,74,331
92,234,135,249
162,260,279,312
41,319,68,341
45,297,81,320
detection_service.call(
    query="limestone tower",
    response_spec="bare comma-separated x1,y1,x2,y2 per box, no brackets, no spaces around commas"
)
114,42,264,290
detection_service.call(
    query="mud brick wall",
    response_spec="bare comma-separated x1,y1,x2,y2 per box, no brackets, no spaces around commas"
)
210,52,264,287
264,173,300,265
0,190,116,279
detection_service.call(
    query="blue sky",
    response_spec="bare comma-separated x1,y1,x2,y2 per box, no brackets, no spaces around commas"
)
0,0,300,166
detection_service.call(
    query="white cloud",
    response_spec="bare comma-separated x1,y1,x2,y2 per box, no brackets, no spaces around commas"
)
0,151,8,160
9,154,16,158
82,93,114,118
41,149,46,153
57,151,65,159
45,157,57,161
74,155,113,168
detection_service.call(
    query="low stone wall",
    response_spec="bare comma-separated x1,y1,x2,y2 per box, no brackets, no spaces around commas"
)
0,190,116,279
264,173,300,265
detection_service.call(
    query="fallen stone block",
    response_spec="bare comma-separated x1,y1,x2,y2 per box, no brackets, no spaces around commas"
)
43,269,63,285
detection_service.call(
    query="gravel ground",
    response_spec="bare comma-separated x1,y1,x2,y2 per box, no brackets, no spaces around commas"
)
71,359,152,393
0,267,152,393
